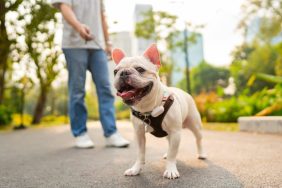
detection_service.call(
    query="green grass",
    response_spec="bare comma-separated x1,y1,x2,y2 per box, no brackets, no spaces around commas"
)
1,114,240,132
0,114,69,132
0,123,69,132
203,122,239,132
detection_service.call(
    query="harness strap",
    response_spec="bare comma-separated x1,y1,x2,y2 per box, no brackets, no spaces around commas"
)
131,95,174,137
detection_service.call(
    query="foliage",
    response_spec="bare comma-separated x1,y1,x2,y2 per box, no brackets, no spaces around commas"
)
0,0,24,104
179,61,230,94
232,0,282,94
19,0,62,124
231,43,280,93
135,10,203,86
194,91,219,121
12,113,33,126
0,0,63,124
202,122,239,132
238,0,282,42
45,84,68,116
116,110,130,120
115,100,130,120
197,85,282,122
0,105,13,125
255,73,282,84
41,115,69,125
250,72,282,116
135,10,178,85
12,114,68,126
3,86,21,113
85,87,99,120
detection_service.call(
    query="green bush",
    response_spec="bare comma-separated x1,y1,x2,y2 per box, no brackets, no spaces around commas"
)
116,109,130,120
0,105,13,126
206,96,255,122
41,115,69,124
12,114,32,125
204,85,282,122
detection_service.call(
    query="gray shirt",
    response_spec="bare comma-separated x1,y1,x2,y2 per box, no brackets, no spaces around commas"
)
52,0,105,49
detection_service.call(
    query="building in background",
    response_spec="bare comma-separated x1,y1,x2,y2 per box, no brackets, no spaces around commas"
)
171,30,204,86
110,31,133,56
246,17,282,44
133,4,154,55
109,4,205,89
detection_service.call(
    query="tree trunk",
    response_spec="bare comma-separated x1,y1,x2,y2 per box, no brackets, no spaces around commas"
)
0,2,9,104
0,62,7,104
32,87,48,124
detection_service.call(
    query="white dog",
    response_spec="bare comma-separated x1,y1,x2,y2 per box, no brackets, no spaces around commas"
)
112,44,206,179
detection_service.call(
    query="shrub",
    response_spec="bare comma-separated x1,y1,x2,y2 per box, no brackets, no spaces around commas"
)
12,114,32,125
195,85,282,122
116,109,130,120
41,115,69,124
0,105,13,126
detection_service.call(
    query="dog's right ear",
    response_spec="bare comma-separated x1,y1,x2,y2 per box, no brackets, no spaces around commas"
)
143,43,161,68
112,49,125,65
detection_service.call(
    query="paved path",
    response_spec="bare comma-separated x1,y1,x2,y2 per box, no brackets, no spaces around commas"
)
1,121,282,188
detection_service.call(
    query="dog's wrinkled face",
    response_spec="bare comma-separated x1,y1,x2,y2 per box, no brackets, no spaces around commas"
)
112,44,161,106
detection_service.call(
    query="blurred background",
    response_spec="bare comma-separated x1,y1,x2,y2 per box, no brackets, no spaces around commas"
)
0,0,281,131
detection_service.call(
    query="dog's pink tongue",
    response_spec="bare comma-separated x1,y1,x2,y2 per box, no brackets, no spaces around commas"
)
117,90,135,100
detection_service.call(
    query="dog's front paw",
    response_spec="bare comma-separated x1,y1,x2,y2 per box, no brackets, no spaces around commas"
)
198,152,208,160
163,163,180,179
124,166,141,176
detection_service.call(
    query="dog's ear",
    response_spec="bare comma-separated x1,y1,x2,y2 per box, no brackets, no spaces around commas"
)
143,43,161,68
112,48,125,64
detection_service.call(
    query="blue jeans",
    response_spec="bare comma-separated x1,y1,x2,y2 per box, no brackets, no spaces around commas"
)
63,48,117,137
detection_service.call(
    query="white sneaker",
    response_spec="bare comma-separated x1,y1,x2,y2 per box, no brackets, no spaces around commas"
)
106,132,130,148
75,133,94,148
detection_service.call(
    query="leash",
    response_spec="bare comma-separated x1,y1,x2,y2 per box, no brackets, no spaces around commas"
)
85,37,111,60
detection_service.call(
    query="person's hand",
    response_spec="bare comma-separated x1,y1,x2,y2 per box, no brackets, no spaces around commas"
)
105,42,112,59
76,23,93,41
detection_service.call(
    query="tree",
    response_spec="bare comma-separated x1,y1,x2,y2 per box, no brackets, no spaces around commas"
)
135,10,203,86
231,41,281,94
135,10,178,85
19,0,62,124
238,0,282,42
231,0,282,94
8,0,63,124
180,61,230,95
0,0,23,104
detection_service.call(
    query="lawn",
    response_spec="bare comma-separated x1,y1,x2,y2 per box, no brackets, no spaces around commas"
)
0,115,239,132
202,122,239,132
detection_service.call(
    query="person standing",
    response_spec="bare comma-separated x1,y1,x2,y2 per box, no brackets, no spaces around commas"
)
51,0,129,148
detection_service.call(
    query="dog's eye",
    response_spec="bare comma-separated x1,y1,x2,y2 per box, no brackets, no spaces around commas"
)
135,67,146,73
114,69,118,76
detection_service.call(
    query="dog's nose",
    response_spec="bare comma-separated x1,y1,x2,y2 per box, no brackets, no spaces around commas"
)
120,70,131,78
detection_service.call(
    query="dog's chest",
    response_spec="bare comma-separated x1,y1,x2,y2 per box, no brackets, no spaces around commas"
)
131,96,174,138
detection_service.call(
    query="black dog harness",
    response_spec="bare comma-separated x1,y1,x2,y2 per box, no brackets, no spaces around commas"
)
131,95,174,138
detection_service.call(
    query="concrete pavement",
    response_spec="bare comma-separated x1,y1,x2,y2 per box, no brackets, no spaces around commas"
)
0,121,282,188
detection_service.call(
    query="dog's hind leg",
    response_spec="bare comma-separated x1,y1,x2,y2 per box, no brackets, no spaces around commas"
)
185,116,207,160
163,137,169,159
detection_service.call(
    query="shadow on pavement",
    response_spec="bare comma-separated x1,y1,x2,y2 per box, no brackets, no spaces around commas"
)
121,159,243,188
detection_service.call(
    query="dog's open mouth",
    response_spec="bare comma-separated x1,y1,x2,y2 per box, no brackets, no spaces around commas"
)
117,82,153,105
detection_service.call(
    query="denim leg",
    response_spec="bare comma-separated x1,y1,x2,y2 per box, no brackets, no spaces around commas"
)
88,49,117,137
63,48,88,137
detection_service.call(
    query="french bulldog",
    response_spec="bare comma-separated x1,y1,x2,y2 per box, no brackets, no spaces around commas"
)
112,44,206,179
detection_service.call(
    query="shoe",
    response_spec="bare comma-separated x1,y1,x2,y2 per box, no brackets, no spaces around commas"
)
106,132,130,148
75,133,94,148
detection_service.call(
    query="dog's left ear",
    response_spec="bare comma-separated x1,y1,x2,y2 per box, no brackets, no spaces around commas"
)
143,44,161,68
112,48,125,64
